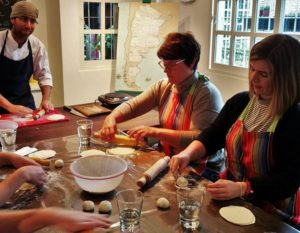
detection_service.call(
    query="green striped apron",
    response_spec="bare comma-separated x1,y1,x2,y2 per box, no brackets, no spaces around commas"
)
224,98,300,228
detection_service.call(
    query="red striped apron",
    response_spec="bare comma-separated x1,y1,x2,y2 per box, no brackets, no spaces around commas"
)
224,98,300,228
159,77,198,156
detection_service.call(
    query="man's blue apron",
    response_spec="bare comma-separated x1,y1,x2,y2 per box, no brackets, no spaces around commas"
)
0,30,35,114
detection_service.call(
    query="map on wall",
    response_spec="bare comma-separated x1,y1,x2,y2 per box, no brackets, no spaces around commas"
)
115,2,179,91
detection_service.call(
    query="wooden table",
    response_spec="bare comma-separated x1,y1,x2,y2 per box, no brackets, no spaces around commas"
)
3,109,299,233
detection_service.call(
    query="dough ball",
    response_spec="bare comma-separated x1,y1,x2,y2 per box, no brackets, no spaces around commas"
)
54,159,64,168
98,200,112,213
156,197,170,209
82,200,95,212
176,176,188,187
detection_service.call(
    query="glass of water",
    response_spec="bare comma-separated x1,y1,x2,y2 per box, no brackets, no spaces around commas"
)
76,119,93,145
0,120,18,152
176,184,206,232
116,189,144,233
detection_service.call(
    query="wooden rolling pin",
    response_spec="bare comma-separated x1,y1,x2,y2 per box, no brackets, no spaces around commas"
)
29,157,50,166
93,132,145,147
33,109,46,120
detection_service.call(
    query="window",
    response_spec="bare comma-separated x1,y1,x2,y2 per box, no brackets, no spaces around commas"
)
82,0,119,65
211,0,300,76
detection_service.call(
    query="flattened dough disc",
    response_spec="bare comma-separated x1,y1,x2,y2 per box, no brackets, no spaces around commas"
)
219,205,255,225
80,149,106,157
46,114,65,121
28,150,56,159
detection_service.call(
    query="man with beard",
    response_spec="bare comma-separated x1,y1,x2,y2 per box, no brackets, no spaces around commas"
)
0,1,53,115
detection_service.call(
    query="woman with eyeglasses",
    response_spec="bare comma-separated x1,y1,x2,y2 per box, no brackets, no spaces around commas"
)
169,34,300,229
100,32,224,181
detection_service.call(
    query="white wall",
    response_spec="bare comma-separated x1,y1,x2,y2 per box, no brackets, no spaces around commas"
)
37,0,249,106
32,0,64,107
59,0,112,105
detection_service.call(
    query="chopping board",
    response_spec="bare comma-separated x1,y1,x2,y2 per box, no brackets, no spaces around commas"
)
0,109,69,128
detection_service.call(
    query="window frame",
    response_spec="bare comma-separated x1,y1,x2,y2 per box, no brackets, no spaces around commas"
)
80,0,119,68
210,0,300,78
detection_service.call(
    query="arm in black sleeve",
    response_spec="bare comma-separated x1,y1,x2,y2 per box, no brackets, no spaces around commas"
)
197,92,250,155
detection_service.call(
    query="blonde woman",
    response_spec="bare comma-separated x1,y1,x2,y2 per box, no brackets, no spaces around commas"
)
170,34,300,229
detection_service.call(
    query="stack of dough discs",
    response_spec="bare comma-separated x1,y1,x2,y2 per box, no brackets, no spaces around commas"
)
106,147,135,159
28,150,56,159
219,205,255,225
46,114,65,121
80,149,106,157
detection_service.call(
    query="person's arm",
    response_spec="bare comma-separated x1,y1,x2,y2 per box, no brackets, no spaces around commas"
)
100,81,162,140
0,207,112,233
100,110,125,141
0,95,32,115
0,152,40,168
30,36,53,112
169,92,250,176
127,126,199,149
169,140,207,176
39,85,53,112
0,165,47,206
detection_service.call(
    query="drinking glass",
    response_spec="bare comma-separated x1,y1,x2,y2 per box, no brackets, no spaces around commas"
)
0,120,18,152
176,184,206,232
116,189,144,233
77,119,93,145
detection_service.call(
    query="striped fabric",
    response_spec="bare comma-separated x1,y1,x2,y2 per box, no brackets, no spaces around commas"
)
159,80,197,155
224,96,299,228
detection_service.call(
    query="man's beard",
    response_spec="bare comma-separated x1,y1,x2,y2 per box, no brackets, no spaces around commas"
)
12,27,33,40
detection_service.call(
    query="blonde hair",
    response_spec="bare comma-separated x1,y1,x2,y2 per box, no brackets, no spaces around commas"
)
249,34,300,118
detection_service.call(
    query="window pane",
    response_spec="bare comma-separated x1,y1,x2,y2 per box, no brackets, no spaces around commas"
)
84,34,101,60
105,34,117,59
235,0,252,32
284,0,300,33
256,0,276,32
233,36,250,67
217,0,232,31
254,37,264,44
215,34,231,65
84,2,101,29
105,3,119,29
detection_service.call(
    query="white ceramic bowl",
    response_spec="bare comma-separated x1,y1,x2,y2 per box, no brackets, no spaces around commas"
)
70,155,127,193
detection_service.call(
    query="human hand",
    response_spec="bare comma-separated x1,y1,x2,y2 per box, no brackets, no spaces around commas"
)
7,104,33,116
100,116,117,141
127,125,158,141
40,99,54,112
207,179,246,200
169,152,190,177
16,165,47,186
45,208,112,232
7,153,40,168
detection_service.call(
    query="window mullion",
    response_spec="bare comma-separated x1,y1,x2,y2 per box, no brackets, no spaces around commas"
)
230,0,236,66
274,0,283,33
101,1,105,61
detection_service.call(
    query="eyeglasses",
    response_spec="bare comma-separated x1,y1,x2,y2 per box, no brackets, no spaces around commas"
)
158,59,185,70
17,17,38,25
